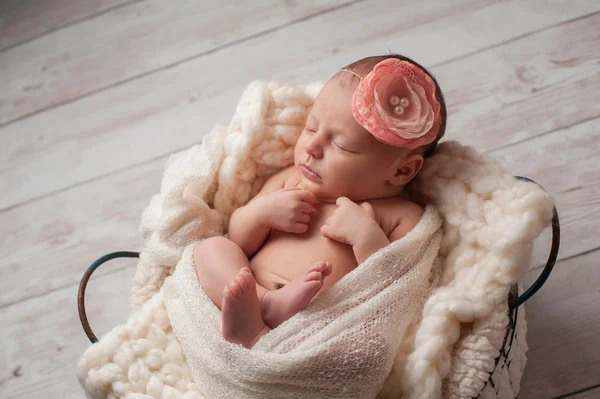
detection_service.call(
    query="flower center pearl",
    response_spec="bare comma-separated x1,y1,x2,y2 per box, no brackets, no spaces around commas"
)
393,105,405,115
389,95,400,106
390,96,410,116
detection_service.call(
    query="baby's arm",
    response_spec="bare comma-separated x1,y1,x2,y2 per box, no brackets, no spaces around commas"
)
228,166,294,257
351,224,389,265
352,201,424,264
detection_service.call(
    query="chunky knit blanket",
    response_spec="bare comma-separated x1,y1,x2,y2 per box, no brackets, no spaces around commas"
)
77,81,553,399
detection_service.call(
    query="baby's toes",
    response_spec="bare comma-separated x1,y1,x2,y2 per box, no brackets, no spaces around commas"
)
236,270,249,291
307,261,328,274
310,278,325,294
241,269,255,292
234,268,249,291
321,262,333,277
305,271,324,282
223,286,234,301
229,279,242,297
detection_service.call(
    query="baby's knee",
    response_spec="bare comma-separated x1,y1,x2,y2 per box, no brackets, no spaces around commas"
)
193,236,247,271
193,237,231,265
195,236,233,254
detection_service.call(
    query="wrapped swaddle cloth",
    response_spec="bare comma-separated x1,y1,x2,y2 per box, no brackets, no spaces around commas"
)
163,205,443,399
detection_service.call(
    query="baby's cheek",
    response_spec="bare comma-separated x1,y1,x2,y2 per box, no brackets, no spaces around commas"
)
342,160,368,179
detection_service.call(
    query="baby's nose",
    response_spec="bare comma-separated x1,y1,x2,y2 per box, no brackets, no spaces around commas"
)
306,139,324,158
306,145,323,159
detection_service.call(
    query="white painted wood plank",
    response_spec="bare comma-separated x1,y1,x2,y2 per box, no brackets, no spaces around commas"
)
2,10,600,309
0,266,136,399
519,250,600,398
0,159,162,307
0,0,136,51
2,0,598,212
564,386,600,399
489,117,600,262
0,0,352,126
439,16,600,152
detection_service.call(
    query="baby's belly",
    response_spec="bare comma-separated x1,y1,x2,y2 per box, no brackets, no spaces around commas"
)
249,229,357,292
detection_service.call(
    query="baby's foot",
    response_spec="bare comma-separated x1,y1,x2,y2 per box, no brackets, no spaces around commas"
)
221,267,268,348
261,261,333,329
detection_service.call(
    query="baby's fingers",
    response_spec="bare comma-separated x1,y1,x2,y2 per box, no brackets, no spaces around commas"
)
295,213,311,224
299,202,318,214
320,224,332,239
321,224,347,244
288,223,309,234
297,189,319,204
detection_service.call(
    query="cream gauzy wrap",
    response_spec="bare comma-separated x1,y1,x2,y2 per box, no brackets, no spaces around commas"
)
163,206,443,399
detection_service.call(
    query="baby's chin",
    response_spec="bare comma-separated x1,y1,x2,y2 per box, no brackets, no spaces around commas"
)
297,180,333,203
298,181,352,204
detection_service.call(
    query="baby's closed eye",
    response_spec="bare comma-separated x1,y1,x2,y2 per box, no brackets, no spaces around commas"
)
332,141,357,153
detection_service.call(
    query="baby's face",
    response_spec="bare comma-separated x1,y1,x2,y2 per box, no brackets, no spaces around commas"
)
294,78,406,203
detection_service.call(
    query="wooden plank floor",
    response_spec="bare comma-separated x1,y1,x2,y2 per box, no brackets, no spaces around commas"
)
1,1,598,398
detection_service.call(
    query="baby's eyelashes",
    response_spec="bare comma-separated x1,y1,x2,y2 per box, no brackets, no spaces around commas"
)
332,141,356,153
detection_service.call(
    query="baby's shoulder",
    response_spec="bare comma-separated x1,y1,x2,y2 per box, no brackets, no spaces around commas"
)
260,165,296,191
371,196,423,217
251,165,296,200
370,197,424,240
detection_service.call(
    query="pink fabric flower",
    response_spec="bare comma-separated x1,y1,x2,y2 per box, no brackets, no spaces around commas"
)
351,58,441,149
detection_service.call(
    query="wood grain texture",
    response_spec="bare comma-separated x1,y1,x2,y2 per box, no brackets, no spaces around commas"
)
0,266,136,399
489,117,600,262
519,250,600,398
438,13,600,152
562,386,600,399
0,0,353,126
0,0,137,51
2,0,599,212
0,159,163,307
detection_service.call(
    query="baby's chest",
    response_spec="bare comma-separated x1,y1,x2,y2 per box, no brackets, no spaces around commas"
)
249,204,356,289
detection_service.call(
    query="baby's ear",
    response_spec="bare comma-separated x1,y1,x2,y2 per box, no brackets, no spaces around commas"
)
388,153,424,186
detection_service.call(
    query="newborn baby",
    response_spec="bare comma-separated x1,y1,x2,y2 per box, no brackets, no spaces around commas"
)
193,54,447,349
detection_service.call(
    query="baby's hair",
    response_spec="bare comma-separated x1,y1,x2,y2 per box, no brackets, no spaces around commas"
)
339,54,447,158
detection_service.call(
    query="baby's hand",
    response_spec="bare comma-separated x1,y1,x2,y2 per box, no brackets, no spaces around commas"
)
320,197,378,246
261,187,319,233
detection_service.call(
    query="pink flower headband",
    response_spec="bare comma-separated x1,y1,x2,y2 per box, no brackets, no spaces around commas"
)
341,58,442,149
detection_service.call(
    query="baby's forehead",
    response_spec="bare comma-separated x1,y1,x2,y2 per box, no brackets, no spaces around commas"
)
336,70,364,87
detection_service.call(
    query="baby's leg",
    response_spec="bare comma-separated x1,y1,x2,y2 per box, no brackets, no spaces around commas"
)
193,236,268,308
193,237,269,347
193,237,332,347
261,261,333,329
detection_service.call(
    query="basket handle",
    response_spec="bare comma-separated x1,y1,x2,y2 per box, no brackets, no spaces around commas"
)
78,251,140,343
511,176,560,309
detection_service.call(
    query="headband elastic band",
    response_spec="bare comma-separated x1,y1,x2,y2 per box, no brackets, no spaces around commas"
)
339,69,362,79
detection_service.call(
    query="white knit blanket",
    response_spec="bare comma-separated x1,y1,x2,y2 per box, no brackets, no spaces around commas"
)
77,81,554,399
163,206,442,399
